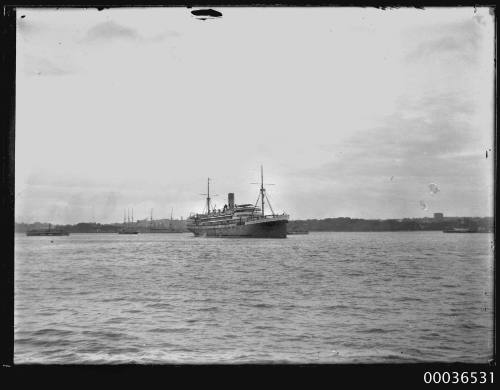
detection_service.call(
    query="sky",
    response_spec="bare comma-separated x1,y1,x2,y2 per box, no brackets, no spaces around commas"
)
15,7,495,224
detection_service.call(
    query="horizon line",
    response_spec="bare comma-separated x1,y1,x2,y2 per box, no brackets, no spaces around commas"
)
15,215,495,225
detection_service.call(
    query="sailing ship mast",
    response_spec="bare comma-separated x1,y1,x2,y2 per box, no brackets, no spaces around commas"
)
260,165,265,216
207,178,211,214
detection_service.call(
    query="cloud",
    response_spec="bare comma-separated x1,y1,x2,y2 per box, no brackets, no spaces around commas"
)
22,55,72,76
296,92,488,184
82,21,181,43
405,16,485,64
16,170,197,223
83,21,139,42
17,18,45,37
149,29,182,41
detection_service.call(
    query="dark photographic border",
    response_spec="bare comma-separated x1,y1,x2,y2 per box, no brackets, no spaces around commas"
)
1,1,496,384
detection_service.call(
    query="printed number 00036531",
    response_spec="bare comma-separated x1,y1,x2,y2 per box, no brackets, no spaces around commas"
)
424,371,493,384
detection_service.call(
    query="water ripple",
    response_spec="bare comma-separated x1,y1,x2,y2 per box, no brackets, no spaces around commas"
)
14,231,494,363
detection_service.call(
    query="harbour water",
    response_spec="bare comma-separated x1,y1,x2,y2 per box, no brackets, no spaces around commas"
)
14,231,494,364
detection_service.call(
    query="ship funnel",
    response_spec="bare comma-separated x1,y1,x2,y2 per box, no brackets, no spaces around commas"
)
228,193,235,209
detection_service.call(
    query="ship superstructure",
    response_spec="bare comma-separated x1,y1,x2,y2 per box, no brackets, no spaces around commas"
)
186,166,288,238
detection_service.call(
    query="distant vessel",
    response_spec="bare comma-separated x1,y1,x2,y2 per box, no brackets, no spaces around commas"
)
118,228,139,234
26,224,69,236
148,208,183,233
118,208,139,234
288,230,309,235
443,227,478,233
149,227,179,233
186,166,289,238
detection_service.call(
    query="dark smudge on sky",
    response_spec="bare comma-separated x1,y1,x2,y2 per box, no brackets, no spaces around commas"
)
191,9,223,20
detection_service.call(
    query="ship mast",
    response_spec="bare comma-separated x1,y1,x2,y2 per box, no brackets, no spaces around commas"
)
260,165,265,216
207,178,211,214
207,178,210,214
200,178,217,214
251,165,275,217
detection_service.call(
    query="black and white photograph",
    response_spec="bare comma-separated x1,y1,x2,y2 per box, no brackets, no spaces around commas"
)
7,5,495,370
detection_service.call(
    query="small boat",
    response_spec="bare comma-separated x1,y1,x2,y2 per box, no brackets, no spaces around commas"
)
118,228,139,235
287,230,309,235
26,224,69,236
443,227,478,233
149,227,183,233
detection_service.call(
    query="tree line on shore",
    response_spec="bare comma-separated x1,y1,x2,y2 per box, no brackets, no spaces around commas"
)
15,216,493,233
287,217,494,232
14,222,188,233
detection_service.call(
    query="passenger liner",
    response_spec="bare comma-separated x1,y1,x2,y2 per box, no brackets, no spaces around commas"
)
187,167,289,238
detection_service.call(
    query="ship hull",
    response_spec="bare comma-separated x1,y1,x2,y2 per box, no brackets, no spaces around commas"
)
26,231,69,236
188,219,288,238
443,229,479,233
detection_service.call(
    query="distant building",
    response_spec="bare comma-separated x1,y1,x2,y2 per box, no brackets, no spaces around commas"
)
433,213,444,220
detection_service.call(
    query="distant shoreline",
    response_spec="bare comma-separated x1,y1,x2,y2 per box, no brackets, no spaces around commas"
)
287,217,493,233
15,216,493,234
